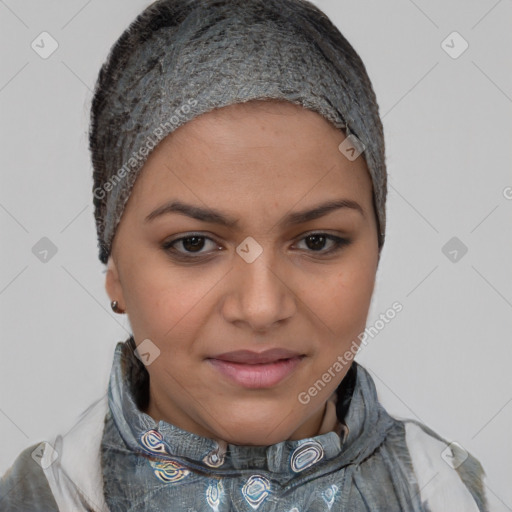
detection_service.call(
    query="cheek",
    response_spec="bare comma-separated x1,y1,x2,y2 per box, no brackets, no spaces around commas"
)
308,259,376,339
124,263,224,342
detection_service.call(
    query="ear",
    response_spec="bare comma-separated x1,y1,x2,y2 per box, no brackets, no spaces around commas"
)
105,255,125,309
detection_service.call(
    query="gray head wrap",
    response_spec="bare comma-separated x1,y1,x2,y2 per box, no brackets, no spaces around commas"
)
90,0,387,265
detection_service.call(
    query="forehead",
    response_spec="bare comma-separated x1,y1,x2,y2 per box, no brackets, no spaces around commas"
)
127,100,374,218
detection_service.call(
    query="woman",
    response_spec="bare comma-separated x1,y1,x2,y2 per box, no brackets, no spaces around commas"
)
0,0,489,510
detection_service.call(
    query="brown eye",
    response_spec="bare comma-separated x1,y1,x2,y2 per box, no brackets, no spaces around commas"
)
162,234,220,258
304,234,328,251
295,233,351,255
180,236,206,252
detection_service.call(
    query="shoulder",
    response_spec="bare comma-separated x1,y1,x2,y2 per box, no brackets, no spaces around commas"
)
397,418,489,512
0,395,110,512
0,442,59,512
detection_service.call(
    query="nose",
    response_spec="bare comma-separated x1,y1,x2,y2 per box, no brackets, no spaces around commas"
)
220,248,297,333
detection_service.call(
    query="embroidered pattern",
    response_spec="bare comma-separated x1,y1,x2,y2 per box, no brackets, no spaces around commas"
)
290,441,324,473
241,475,271,510
322,484,339,509
139,429,190,483
203,448,225,468
206,480,223,511
149,459,190,483
140,429,168,455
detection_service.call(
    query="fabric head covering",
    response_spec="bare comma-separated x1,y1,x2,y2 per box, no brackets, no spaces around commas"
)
90,0,387,265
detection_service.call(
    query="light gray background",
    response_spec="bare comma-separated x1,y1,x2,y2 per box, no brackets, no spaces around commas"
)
1,0,511,509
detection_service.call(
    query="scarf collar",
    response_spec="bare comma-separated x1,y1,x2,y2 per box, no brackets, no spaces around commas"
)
106,336,395,478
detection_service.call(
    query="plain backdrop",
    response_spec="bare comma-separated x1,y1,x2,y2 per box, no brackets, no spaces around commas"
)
1,0,511,509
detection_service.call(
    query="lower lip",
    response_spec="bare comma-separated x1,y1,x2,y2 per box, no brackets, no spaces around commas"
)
207,357,303,389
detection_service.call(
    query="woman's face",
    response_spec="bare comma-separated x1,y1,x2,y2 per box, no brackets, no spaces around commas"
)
106,100,379,445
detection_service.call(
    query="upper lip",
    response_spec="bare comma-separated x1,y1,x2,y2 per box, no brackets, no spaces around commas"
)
208,349,303,364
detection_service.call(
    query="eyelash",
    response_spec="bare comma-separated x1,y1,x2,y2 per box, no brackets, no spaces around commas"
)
161,232,351,260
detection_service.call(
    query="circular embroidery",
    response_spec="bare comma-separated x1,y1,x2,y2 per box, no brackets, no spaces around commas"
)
241,474,271,510
290,441,324,472
140,429,168,455
203,449,225,468
149,459,190,483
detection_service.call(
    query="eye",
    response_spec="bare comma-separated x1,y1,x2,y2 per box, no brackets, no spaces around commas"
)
294,233,351,255
162,234,220,258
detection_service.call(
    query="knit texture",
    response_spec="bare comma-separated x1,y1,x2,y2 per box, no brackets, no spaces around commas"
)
89,0,387,264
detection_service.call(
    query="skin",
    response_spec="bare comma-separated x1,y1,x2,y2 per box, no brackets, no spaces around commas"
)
105,99,380,446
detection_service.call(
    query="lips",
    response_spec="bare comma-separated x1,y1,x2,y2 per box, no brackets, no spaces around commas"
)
207,348,305,389
210,348,302,364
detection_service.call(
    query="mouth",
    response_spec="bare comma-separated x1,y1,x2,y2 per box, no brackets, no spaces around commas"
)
206,349,305,389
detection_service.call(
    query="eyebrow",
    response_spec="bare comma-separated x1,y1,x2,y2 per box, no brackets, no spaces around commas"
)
144,198,365,229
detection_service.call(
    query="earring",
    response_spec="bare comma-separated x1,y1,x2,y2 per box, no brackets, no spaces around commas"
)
111,300,125,314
